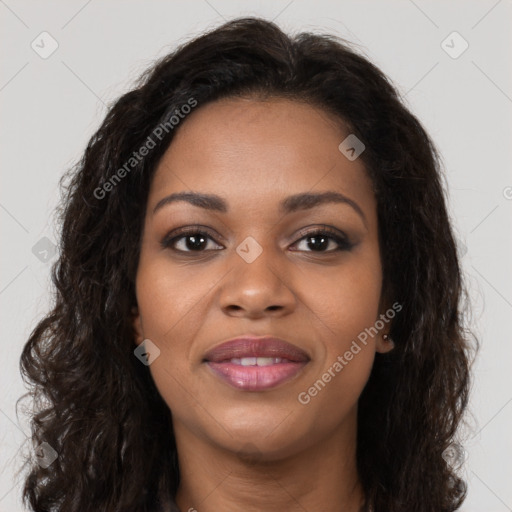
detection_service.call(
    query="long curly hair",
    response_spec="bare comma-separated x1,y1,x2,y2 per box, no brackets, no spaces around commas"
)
19,16,477,512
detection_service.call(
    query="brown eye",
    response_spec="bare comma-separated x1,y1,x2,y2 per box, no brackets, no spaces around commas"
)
161,227,223,253
291,227,353,253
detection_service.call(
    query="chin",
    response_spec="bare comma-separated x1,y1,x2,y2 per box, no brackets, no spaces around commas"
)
207,409,313,459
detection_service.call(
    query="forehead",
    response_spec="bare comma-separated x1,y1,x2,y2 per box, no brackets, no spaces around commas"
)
149,97,375,217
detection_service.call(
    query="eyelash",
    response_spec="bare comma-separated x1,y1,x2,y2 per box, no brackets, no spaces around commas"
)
160,225,354,254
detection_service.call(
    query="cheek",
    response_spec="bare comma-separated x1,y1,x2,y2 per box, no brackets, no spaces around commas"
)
296,255,381,403
295,278,379,429
134,258,213,400
135,256,213,340
302,255,382,346
135,267,207,420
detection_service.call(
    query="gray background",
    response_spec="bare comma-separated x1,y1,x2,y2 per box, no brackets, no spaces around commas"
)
1,1,511,510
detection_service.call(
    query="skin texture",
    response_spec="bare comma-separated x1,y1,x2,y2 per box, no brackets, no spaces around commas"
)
132,97,394,512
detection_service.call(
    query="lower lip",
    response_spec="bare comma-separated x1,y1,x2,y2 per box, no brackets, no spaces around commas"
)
206,361,308,391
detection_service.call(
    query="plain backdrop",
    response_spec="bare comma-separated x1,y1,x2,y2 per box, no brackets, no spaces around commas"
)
1,1,511,511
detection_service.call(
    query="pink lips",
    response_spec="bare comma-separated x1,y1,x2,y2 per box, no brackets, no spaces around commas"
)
203,336,310,391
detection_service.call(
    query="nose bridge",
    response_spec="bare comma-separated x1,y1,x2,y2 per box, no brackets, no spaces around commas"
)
233,233,284,291
219,234,296,315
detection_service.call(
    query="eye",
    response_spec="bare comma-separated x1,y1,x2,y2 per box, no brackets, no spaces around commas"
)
291,226,353,253
161,226,223,253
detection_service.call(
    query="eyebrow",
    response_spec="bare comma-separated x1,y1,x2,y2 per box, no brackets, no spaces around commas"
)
153,191,367,227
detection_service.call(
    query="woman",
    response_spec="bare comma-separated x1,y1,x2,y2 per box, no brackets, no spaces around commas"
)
19,16,476,512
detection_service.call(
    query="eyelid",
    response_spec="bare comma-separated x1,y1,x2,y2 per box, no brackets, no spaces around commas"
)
293,224,349,242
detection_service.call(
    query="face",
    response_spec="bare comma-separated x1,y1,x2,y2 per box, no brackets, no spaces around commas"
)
133,97,393,460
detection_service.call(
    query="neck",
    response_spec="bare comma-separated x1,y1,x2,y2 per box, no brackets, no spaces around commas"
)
173,410,365,512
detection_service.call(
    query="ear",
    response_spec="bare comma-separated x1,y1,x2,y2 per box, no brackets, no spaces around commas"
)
375,332,395,354
131,306,144,347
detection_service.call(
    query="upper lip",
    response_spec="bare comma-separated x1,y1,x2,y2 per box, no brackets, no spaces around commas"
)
203,335,310,363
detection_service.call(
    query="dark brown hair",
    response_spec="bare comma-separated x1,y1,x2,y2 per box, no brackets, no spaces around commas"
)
19,16,477,512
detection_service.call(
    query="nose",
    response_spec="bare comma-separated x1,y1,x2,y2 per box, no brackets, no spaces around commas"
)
218,241,297,319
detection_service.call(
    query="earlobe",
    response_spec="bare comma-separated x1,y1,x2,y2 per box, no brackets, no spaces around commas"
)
376,333,395,354
131,306,144,346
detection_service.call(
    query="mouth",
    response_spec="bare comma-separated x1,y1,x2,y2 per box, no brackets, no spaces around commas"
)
203,335,310,391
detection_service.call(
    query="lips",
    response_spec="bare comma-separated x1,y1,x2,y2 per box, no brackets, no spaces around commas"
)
203,336,310,363
203,336,310,391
